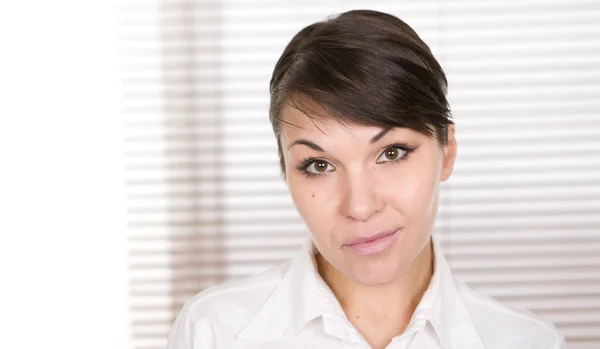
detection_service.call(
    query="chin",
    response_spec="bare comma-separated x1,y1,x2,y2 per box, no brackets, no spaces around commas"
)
346,259,402,286
355,275,396,287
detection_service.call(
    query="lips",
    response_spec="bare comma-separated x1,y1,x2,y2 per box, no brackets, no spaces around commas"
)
344,229,399,256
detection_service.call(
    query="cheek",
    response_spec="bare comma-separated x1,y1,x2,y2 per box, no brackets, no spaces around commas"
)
409,175,439,218
382,163,439,219
288,177,320,220
288,176,339,237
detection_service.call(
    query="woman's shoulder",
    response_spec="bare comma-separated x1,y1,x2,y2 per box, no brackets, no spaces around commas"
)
454,277,567,349
184,259,292,318
166,259,293,349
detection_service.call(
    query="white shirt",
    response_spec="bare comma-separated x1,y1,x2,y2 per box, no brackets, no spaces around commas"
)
166,235,567,349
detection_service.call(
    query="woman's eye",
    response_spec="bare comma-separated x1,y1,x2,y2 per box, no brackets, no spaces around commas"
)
306,159,334,174
377,146,406,163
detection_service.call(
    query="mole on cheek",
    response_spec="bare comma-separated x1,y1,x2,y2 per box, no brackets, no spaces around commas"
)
311,193,316,198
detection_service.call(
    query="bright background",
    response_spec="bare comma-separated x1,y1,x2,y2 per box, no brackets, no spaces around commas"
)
1,1,599,349
0,2,130,349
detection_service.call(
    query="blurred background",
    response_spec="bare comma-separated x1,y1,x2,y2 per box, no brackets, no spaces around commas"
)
0,1,598,349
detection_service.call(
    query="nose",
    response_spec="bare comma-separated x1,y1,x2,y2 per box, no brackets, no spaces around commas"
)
339,170,384,222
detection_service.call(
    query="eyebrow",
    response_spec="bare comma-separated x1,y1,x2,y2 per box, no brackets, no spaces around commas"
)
287,128,392,152
288,139,324,152
369,128,392,144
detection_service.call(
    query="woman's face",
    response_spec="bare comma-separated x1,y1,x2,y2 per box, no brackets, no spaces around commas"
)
279,104,457,286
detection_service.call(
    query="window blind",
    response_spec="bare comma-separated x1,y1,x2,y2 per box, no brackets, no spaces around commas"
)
119,1,600,348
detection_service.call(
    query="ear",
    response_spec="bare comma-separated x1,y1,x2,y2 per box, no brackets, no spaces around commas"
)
440,123,457,182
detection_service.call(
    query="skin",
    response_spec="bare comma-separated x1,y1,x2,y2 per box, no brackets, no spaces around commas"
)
279,103,457,348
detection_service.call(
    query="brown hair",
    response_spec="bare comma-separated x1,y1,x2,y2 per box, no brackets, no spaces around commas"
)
269,9,453,173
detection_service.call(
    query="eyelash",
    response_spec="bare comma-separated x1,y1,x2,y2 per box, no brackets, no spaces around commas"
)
297,157,330,180
296,141,417,180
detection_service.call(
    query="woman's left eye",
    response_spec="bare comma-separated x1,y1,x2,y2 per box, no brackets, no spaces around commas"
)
376,146,407,163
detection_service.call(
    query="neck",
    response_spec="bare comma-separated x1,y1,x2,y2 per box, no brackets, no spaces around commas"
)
316,238,434,326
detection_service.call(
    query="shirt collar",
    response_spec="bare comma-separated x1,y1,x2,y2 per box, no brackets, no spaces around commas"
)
238,235,486,349
429,236,487,349
237,238,326,340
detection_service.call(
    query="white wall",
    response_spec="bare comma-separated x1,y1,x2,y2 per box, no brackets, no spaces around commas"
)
0,2,130,348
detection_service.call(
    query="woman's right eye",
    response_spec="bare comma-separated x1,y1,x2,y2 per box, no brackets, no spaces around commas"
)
304,159,335,175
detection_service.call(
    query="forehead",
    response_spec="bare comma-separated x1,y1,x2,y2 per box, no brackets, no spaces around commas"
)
279,103,423,144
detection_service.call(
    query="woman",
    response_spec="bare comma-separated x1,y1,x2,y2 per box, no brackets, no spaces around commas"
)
166,9,566,349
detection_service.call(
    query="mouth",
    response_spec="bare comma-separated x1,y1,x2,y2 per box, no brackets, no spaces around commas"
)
343,229,399,256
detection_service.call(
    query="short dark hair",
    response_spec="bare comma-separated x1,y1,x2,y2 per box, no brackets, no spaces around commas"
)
269,9,453,173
